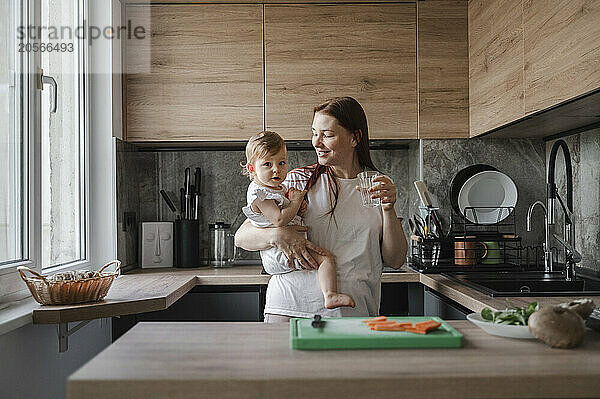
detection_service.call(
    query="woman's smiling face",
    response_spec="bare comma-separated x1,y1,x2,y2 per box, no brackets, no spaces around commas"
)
311,112,356,168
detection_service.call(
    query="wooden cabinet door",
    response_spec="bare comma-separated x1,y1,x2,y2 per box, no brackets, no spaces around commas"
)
264,4,417,140
468,0,524,137
523,0,600,114
418,0,469,138
124,5,263,142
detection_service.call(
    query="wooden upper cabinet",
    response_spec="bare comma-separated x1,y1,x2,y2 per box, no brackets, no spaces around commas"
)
523,0,600,114
468,0,524,137
264,4,417,140
124,5,263,142
418,0,469,139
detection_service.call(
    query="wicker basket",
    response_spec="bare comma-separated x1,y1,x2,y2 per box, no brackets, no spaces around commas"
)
17,260,121,305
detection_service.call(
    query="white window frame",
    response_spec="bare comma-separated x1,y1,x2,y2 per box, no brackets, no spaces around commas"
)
0,0,39,294
0,0,117,300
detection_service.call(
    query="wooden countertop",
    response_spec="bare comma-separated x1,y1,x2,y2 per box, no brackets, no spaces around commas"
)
123,0,416,4
30,265,600,324
67,320,600,399
31,266,419,324
419,273,600,312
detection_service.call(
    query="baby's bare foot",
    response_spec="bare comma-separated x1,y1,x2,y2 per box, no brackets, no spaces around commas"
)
325,293,356,309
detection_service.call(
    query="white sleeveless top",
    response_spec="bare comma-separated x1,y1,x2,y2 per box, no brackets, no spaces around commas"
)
264,166,384,318
241,181,302,228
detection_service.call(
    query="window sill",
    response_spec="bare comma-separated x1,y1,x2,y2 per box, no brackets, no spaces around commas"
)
0,290,37,336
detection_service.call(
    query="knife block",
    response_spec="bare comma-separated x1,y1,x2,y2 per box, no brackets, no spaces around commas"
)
174,219,200,268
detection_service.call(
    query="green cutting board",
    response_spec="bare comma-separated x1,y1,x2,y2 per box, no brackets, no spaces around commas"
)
290,317,463,350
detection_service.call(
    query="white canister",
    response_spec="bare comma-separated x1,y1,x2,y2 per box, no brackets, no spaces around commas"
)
141,222,174,268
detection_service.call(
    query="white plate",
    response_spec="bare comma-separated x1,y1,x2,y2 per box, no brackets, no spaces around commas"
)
458,171,518,224
466,313,535,339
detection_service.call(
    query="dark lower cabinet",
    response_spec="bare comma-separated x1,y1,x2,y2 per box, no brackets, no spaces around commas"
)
112,285,266,341
379,283,409,316
423,287,470,320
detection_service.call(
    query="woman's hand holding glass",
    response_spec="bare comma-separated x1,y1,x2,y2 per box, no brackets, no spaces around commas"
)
357,175,397,212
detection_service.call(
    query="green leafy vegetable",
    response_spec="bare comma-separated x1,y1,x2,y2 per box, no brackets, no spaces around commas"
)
480,301,538,326
481,307,494,321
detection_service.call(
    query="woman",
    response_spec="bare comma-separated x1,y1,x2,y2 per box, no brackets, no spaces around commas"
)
235,97,407,322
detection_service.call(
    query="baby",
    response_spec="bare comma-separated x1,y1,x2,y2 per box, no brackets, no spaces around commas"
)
241,131,355,310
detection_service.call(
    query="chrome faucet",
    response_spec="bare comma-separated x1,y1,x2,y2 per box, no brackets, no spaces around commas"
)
547,139,576,280
526,201,552,273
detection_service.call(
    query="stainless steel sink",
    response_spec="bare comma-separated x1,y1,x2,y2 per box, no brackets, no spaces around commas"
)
444,271,600,297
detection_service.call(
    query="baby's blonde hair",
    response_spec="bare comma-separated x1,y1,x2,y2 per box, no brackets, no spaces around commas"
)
241,131,286,179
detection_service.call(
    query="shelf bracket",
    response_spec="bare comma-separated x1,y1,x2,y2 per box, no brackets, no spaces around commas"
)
57,320,92,353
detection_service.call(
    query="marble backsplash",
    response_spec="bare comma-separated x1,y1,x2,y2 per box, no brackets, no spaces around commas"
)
118,131,597,273
117,143,411,268
416,138,547,249
547,127,600,272
116,141,159,270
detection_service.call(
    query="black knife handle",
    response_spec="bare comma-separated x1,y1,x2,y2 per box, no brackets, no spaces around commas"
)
180,187,185,219
160,189,177,213
194,167,201,195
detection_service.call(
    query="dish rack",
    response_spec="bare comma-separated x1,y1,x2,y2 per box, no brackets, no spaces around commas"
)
18,260,121,305
411,206,523,273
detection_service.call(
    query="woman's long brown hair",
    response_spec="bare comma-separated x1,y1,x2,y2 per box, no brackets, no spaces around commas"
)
306,97,379,221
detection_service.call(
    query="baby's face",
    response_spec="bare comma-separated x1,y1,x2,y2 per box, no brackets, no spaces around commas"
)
252,148,288,189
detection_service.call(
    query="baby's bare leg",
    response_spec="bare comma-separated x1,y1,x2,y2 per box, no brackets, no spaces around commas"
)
308,249,355,309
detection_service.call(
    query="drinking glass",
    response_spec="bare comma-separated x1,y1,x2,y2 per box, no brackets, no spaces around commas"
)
357,171,382,208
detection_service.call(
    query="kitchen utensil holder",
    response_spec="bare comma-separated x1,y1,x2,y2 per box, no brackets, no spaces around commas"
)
174,219,200,268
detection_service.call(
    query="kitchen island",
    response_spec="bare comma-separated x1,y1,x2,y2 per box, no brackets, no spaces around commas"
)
68,320,600,399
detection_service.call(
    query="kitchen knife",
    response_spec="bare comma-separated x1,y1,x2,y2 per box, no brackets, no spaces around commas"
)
184,167,191,219
194,168,201,220
180,187,185,219
189,185,195,220
159,189,177,214
165,190,181,215
311,314,325,329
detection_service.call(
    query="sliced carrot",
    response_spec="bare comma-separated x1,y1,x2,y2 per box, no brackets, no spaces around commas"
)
367,320,412,327
403,327,427,334
367,321,396,327
414,320,442,330
366,320,398,326
414,319,441,328
361,316,387,323
370,322,414,331
373,325,411,331
392,322,413,327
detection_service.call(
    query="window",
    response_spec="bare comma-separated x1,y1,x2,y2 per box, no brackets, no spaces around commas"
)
40,0,85,269
1,0,116,300
0,0,25,266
